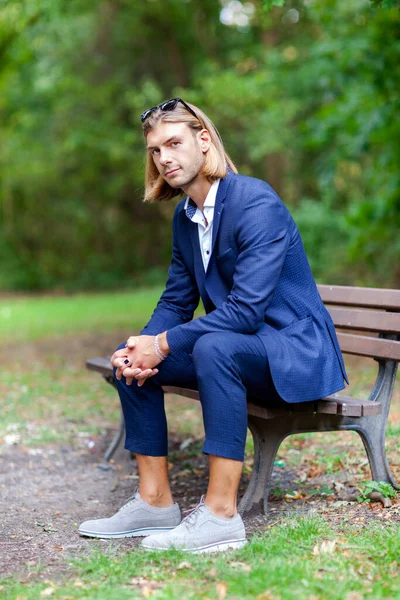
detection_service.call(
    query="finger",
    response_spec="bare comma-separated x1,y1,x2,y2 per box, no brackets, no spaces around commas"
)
120,367,141,385
110,349,129,365
115,366,124,380
135,368,153,380
113,357,131,369
122,367,142,379
136,369,156,387
126,336,138,349
116,366,140,381
137,369,158,386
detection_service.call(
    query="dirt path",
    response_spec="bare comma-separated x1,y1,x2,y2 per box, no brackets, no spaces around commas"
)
0,432,262,580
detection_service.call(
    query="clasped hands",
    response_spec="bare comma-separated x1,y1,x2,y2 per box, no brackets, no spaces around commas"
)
111,334,167,387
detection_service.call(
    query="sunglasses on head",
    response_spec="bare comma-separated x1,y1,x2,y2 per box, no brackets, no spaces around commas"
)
140,97,198,123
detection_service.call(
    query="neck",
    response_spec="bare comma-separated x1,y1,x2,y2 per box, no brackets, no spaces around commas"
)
182,174,212,212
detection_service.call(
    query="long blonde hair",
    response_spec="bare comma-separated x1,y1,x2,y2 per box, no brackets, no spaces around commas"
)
142,101,237,202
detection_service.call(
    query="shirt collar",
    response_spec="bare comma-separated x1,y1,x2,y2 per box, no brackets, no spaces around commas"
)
184,179,220,219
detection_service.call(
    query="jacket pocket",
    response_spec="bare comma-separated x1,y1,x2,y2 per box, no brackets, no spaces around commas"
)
279,314,312,333
217,247,233,262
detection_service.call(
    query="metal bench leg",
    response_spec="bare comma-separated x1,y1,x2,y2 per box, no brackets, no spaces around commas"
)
239,415,286,516
351,354,399,489
98,407,126,471
352,418,399,489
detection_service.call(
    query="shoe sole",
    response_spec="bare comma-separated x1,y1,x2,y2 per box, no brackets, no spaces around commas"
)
78,526,177,539
142,538,248,554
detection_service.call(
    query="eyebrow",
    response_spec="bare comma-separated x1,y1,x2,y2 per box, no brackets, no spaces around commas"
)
147,136,179,151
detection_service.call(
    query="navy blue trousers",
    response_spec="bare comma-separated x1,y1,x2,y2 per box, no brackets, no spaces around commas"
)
115,332,283,462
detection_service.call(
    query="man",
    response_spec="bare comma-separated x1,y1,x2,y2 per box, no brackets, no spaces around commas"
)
78,98,348,553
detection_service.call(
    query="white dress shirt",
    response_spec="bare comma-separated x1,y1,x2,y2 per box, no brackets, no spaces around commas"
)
184,179,220,272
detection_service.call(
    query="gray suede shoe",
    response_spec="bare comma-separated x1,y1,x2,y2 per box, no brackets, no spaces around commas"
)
141,498,247,554
78,491,181,539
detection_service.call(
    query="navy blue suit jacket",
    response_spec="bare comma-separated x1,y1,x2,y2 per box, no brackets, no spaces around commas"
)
142,171,348,402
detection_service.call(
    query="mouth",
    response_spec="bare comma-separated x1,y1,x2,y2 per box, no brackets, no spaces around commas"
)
165,168,180,177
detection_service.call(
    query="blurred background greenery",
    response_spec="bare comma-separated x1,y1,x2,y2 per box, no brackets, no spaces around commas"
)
0,0,399,292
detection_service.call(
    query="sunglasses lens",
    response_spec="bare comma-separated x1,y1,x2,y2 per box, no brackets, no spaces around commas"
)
141,108,154,122
141,98,197,123
160,98,179,112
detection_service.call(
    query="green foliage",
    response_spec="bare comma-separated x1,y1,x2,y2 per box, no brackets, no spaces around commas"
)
263,0,400,9
371,0,400,7
0,0,399,290
291,198,351,283
358,480,397,501
263,0,286,10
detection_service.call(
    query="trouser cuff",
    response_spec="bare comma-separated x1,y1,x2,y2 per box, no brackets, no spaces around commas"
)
124,438,168,457
202,439,245,462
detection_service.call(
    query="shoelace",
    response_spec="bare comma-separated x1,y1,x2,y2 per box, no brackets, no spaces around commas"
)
117,487,139,513
181,495,206,527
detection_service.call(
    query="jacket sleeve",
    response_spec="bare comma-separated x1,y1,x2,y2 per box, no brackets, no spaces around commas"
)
166,192,290,354
140,208,200,336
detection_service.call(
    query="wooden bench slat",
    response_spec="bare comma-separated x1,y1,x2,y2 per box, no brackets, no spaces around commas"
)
328,307,400,334
86,359,382,418
337,332,400,360
318,284,400,310
163,386,199,401
86,357,112,375
333,397,382,417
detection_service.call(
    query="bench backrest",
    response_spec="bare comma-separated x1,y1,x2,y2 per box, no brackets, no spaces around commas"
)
318,285,400,362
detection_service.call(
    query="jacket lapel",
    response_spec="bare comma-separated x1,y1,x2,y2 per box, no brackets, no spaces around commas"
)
210,172,230,255
186,171,233,307
188,218,208,298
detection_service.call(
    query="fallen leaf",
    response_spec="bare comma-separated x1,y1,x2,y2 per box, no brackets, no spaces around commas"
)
312,540,337,555
284,490,302,501
177,561,191,570
192,468,204,476
216,582,227,600
230,561,251,572
179,437,193,450
130,577,151,586
345,593,364,600
255,592,273,600
40,588,55,597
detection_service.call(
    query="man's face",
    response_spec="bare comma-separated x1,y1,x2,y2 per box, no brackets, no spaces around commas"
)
146,121,210,190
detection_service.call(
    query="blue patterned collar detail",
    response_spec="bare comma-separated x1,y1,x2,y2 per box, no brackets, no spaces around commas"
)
185,198,198,220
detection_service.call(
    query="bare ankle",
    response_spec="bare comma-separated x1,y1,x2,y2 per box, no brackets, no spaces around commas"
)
140,488,174,508
205,498,237,519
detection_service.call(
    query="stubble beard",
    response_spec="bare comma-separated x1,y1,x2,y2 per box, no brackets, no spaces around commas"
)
168,152,205,191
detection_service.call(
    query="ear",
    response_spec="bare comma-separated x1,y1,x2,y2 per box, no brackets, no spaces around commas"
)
197,128,211,154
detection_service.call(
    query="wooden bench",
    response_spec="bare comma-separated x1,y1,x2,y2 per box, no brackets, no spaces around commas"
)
86,284,400,515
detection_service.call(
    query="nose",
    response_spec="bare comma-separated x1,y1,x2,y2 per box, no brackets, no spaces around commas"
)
159,148,172,166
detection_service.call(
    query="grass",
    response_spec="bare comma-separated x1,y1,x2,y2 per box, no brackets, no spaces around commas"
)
1,517,399,599
0,287,164,343
0,363,118,448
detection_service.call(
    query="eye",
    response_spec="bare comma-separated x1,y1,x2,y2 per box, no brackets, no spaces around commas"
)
171,141,180,147
151,149,160,156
